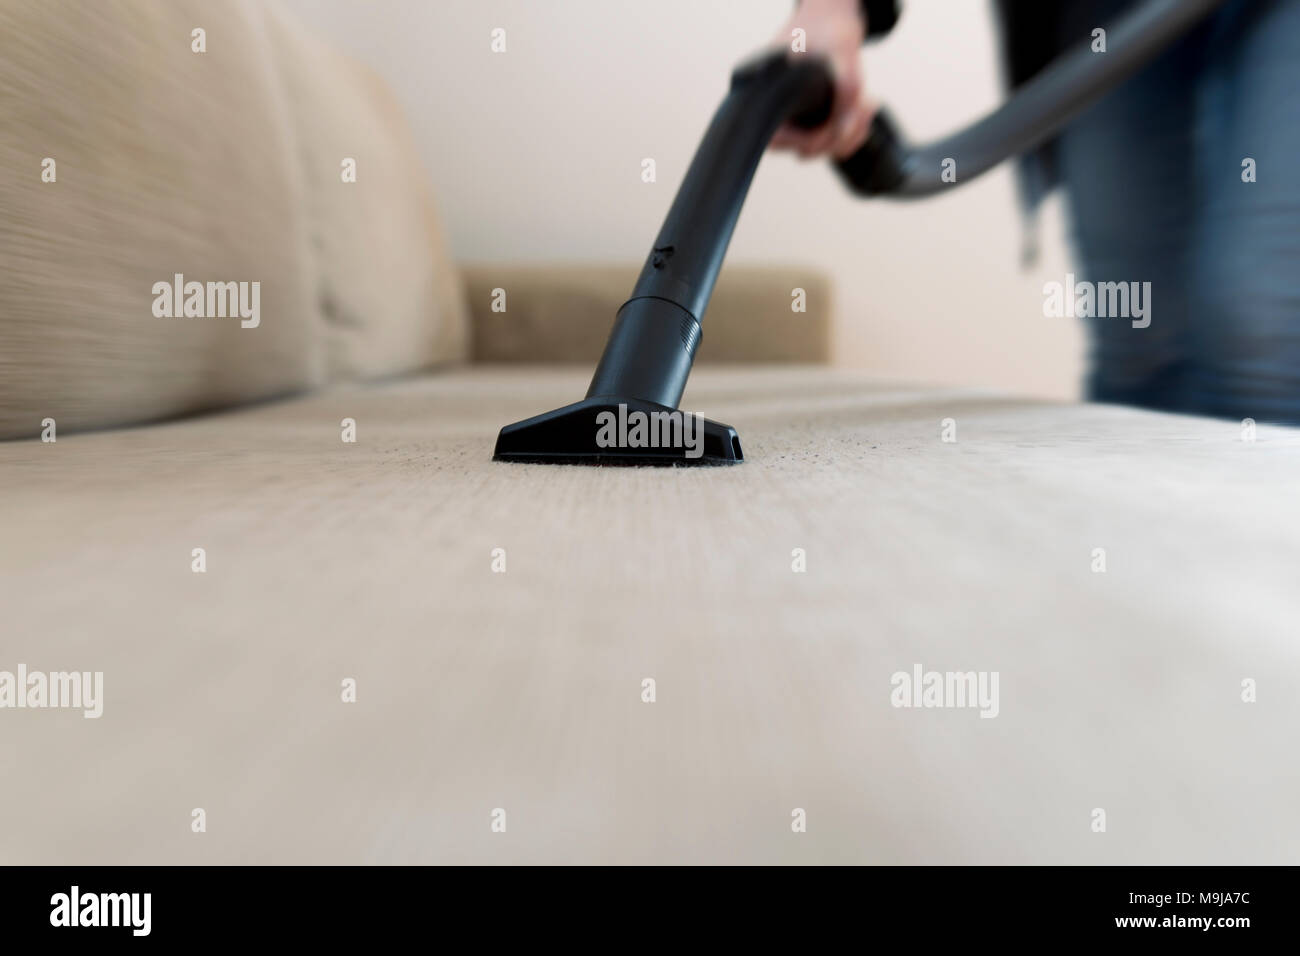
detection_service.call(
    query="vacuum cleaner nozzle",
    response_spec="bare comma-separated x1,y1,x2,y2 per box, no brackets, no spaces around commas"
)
493,396,742,466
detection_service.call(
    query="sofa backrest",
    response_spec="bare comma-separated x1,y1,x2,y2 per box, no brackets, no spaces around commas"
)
0,0,467,440
463,264,832,365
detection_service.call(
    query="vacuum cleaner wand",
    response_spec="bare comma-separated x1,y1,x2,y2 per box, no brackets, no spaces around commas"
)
584,56,834,411
492,55,832,465
493,0,1227,466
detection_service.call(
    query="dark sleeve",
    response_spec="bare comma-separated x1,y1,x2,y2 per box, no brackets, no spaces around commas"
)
862,0,901,38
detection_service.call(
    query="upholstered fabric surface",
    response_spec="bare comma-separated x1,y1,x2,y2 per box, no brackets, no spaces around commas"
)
2,366,1296,864
464,264,833,365
265,4,470,380
0,0,467,440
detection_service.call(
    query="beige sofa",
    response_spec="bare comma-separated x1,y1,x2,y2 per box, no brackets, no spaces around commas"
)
3,0,1298,865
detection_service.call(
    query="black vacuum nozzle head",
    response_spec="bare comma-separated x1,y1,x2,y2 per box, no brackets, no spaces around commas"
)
493,396,742,467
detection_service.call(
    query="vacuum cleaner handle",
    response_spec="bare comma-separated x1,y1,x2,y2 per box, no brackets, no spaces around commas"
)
585,52,837,408
794,0,1227,197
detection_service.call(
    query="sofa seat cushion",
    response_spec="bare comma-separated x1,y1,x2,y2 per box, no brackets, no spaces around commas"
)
2,366,1297,863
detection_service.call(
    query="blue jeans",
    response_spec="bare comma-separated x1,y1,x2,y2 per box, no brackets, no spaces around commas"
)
1055,0,1300,422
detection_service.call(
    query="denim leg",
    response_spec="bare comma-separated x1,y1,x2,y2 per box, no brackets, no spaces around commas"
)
1053,1,1207,412
1184,0,1300,423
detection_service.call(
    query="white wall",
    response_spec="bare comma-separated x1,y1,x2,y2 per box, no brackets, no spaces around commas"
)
284,0,1084,399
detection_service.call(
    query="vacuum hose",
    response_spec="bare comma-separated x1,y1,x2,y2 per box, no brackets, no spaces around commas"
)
826,0,1228,196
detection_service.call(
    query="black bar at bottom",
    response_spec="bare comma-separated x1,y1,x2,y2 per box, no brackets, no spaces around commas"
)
0,864,1285,943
